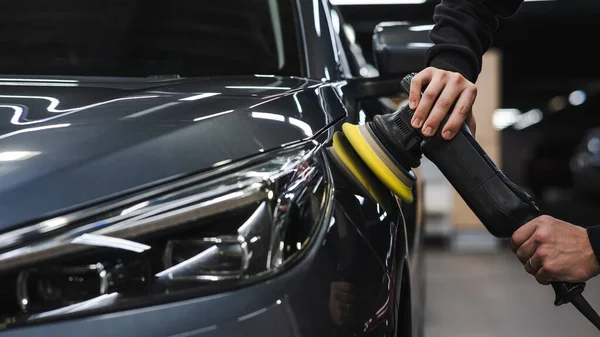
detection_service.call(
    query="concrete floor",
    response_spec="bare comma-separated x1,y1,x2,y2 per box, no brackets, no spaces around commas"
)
424,248,600,337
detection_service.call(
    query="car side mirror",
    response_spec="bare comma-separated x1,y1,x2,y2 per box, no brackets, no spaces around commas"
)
344,22,434,103
373,22,433,77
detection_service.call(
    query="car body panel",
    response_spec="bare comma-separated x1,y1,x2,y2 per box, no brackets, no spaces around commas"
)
296,0,354,82
0,76,347,228
2,149,403,337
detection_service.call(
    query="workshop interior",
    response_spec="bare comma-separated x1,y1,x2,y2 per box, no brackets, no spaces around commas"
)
0,0,599,336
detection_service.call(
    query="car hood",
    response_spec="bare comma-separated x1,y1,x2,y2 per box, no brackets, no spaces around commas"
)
0,76,345,228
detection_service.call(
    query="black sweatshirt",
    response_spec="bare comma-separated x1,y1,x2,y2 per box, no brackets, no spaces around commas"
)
425,0,600,263
425,0,523,83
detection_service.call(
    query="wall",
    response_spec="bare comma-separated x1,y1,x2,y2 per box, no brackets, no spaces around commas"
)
452,49,502,231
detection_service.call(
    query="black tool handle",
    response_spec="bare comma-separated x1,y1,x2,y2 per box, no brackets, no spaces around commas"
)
419,120,587,304
398,73,537,237
398,73,588,308
421,121,538,237
393,97,539,237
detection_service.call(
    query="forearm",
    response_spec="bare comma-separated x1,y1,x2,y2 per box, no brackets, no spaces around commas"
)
425,0,524,82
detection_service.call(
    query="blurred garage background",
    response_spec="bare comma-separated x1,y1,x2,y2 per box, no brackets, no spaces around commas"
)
333,0,600,335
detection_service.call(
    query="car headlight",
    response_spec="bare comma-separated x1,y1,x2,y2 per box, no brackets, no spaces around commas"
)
0,143,332,329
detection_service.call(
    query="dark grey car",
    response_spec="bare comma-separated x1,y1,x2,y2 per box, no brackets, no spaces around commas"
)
0,1,426,336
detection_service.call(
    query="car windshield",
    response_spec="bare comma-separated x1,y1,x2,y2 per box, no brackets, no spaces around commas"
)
0,0,302,78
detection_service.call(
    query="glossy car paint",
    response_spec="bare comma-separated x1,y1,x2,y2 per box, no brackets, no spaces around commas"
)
0,77,345,228
5,150,412,337
1,1,425,336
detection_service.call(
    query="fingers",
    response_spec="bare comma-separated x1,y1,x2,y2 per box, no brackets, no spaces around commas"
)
329,281,357,326
333,289,356,303
535,266,552,285
516,236,541,265
331,282,356,303
441,87,477,140
523,249,550,285
338,302,357,324
512,215,590,285
531,247,557,285
331,281,353,293
524,253,542,275
408,68,477,140
511,220,538,252
412,76,445,131
422,83,463,137
409,68,433,112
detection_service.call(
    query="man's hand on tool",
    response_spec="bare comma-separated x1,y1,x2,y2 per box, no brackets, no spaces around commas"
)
329,281,357,326
511,215,600,285
409,67,478,140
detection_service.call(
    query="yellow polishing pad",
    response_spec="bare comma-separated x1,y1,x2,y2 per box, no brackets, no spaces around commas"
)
342,122,414,204
330,131,392,211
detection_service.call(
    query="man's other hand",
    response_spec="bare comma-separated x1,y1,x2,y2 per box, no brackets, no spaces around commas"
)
409,67,477,140
511,215,600,285
329,281,357,327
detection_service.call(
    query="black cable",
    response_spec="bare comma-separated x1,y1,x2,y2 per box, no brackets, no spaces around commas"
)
571,294,600,331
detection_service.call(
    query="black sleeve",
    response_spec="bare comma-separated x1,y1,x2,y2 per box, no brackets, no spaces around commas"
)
425,0,524,83
587,226,600,265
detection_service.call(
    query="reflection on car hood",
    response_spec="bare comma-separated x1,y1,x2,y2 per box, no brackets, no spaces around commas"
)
0,76,345,228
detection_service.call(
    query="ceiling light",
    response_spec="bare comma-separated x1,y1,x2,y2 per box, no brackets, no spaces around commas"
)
492,109,521,130
513,109,543,130
548,96,567,112
409,24,435,31
0,151,41,161
194,110,235,122
408,42,434,48
0,124,70,141
179,93,221,101
0,78,78,83
251,112,285,122
71,234,151,253
288,118,313,137
568,90,586,106
225,86,290,90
